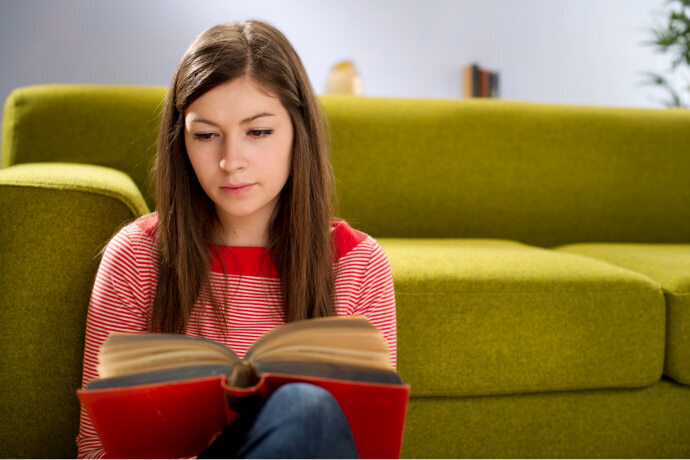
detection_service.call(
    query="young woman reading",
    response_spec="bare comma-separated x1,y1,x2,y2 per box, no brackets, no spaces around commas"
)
76,19,397,459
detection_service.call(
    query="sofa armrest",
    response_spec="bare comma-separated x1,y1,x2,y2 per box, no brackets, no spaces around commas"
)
0,162,149,458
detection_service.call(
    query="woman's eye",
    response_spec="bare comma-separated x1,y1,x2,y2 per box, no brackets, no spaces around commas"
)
248,129,273,139
193,133,216,141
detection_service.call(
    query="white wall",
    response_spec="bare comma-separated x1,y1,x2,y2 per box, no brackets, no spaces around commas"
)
0,0,678,119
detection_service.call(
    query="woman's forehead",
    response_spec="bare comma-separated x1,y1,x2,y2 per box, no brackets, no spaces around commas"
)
185,77,287,124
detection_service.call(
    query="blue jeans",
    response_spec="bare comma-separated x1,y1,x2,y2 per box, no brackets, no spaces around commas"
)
199,383,359,459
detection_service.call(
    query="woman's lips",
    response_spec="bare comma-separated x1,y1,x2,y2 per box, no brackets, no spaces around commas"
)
221,184,255,196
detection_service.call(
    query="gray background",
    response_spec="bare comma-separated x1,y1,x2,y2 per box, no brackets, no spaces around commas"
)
0,0,681,141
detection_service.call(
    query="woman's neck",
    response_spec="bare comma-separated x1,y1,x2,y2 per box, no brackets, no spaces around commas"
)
213,215,270,247
213,225,269,247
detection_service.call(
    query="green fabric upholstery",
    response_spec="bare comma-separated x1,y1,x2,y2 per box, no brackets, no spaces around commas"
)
2,84,689,457
4,85,690,247
555,243,690,386
2,84,166,209
380,239,665,396
402,378,690,458
322,95,690,246
0,163,149,458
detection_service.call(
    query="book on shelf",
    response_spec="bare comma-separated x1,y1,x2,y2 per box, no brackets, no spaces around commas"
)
490,72,499,98
462,62,500,98
77,316,410,459
480,68,490,97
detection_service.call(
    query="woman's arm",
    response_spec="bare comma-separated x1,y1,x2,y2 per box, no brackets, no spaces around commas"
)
352,239,397,369
76,225,152,459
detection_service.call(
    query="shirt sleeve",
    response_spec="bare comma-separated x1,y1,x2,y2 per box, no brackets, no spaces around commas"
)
76,225,151,459
352,238,398,370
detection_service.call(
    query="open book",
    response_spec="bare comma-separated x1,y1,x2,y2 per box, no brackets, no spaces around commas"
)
77,316,410,459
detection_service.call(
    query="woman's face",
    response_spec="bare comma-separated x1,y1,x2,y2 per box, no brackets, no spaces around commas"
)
184,76,293,243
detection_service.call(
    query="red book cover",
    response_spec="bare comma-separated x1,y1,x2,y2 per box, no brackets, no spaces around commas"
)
78,369,410,459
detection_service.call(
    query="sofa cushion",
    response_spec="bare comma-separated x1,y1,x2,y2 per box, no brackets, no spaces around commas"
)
555,243,690,386
378,239,665,396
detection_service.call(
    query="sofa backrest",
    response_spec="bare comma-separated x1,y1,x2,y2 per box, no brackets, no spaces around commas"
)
2,84,165,210
3,84,689,246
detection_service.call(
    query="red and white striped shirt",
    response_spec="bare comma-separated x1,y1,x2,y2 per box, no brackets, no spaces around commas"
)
76,213,397,459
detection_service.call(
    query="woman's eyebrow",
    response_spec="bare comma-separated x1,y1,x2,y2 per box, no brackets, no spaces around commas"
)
241,112,275,124
189,112,276,127
189,117,220,127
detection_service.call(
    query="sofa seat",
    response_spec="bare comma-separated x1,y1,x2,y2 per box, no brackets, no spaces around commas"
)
378,238,666,397
555,243,690,385
401,378,690,459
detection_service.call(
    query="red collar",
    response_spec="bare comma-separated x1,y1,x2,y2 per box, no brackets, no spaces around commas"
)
136,214,367,277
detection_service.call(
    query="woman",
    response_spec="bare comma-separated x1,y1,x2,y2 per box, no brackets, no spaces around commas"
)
77,19,396,458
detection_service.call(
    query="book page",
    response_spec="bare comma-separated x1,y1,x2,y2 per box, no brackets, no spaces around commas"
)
97,333,240,379
246,316,392,371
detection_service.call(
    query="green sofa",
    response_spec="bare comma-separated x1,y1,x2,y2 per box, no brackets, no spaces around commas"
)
1,84,689,458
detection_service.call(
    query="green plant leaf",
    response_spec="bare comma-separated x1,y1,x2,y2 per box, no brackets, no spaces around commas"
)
643,0,690,106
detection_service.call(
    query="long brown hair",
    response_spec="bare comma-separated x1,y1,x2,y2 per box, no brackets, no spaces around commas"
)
151,20,339,334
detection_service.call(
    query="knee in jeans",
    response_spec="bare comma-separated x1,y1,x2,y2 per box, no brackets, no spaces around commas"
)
271,383,345,423
238,383,358,458
272,383,337,408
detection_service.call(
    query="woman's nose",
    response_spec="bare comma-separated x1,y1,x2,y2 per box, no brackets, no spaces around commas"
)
219,136,246,171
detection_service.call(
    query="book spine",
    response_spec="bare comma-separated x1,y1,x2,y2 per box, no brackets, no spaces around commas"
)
491,72,500,98
222,377,267,415
463,65,473,98
480,69,490,97
472,64,480,97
